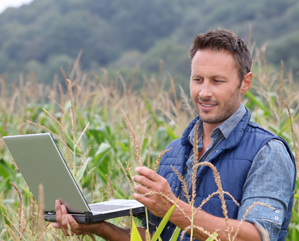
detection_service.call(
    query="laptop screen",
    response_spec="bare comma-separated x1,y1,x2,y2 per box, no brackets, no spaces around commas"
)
3,133,90,213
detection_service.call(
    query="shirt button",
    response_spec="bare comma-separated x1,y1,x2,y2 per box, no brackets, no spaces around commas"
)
275,210,280,213
275,216,279,220
216,150,219,152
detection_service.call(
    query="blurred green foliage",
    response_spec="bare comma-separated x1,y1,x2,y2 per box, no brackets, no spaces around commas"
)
0,0,299,87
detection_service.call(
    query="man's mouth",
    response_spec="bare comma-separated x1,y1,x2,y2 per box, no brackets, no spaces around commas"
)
200,102,217,107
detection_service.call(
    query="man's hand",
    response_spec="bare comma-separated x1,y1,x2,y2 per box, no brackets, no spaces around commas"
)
132,167,262,241
133,166,177,218
52,200,104,236
52,200,147,240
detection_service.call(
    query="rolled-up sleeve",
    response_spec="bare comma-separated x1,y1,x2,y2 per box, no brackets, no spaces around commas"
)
237,140,295,241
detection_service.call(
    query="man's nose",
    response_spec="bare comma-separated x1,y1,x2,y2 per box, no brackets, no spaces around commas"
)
198,82,212,99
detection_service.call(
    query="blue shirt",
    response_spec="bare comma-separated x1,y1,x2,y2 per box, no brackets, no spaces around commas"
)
180,103,294,241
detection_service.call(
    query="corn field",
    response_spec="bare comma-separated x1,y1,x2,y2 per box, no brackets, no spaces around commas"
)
0,45,299,240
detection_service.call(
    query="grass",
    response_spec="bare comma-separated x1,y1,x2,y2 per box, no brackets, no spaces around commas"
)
0,43,299,240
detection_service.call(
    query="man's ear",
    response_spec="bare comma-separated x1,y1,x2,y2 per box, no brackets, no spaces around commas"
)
241,72,253,94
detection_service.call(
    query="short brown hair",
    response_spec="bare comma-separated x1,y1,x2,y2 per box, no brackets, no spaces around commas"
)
189,29,252,84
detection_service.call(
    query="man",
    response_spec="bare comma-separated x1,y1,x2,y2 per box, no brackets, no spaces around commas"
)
54,29,296,241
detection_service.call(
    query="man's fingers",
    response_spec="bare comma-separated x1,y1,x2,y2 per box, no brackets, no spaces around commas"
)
53,199,91,236
134,184,151,194
133,192,155,206
52,222,59,228
67,214,80,230
55,200,62,222
135,167,160,182
133,174,155,189
61,205,69,226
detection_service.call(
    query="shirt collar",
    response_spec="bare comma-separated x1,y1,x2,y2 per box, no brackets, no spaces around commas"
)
188,103,246,145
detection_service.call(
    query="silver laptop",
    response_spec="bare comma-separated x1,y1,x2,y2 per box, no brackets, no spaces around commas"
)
3,133,144,223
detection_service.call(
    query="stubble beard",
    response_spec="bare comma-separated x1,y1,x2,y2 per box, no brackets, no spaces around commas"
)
194,94,241,124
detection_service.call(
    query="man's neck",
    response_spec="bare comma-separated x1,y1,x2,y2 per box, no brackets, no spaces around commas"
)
201,122,222,150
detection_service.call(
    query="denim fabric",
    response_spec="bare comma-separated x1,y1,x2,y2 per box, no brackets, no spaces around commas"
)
237,139,294,241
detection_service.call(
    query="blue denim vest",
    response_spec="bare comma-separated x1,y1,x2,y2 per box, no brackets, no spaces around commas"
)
149,110,296,241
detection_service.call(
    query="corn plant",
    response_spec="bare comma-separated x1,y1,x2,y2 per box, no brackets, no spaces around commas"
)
0,43,298,240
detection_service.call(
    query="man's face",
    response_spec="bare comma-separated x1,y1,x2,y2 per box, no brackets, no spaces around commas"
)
190,49,248,126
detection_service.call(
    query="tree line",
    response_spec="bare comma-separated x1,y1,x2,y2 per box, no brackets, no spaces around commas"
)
0,0,298,87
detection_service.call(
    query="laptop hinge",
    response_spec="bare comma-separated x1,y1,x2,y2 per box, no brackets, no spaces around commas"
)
85,211,93,223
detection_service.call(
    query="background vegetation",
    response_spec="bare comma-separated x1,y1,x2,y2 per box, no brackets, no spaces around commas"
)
0,0,299,89
1,0,299,240
1,44,299,240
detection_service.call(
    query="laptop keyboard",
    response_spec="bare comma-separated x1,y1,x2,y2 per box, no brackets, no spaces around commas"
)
89,204,130,212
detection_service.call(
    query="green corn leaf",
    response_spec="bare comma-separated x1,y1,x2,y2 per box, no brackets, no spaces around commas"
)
164,123,178,140
169,226,181,241
75,157,91,183
20,185,33,198
292,227,299,241
245,91,271,116
278,112,299,136
95,167,123,199
86,128,105,145
205,231,218,241
291,207,299,222
151,202,177,241
93,143,111,168
130,217,143,241
95,143,111,156
0,177,10,194
143,95,162,126
0,126,7,136
0,161,10,179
